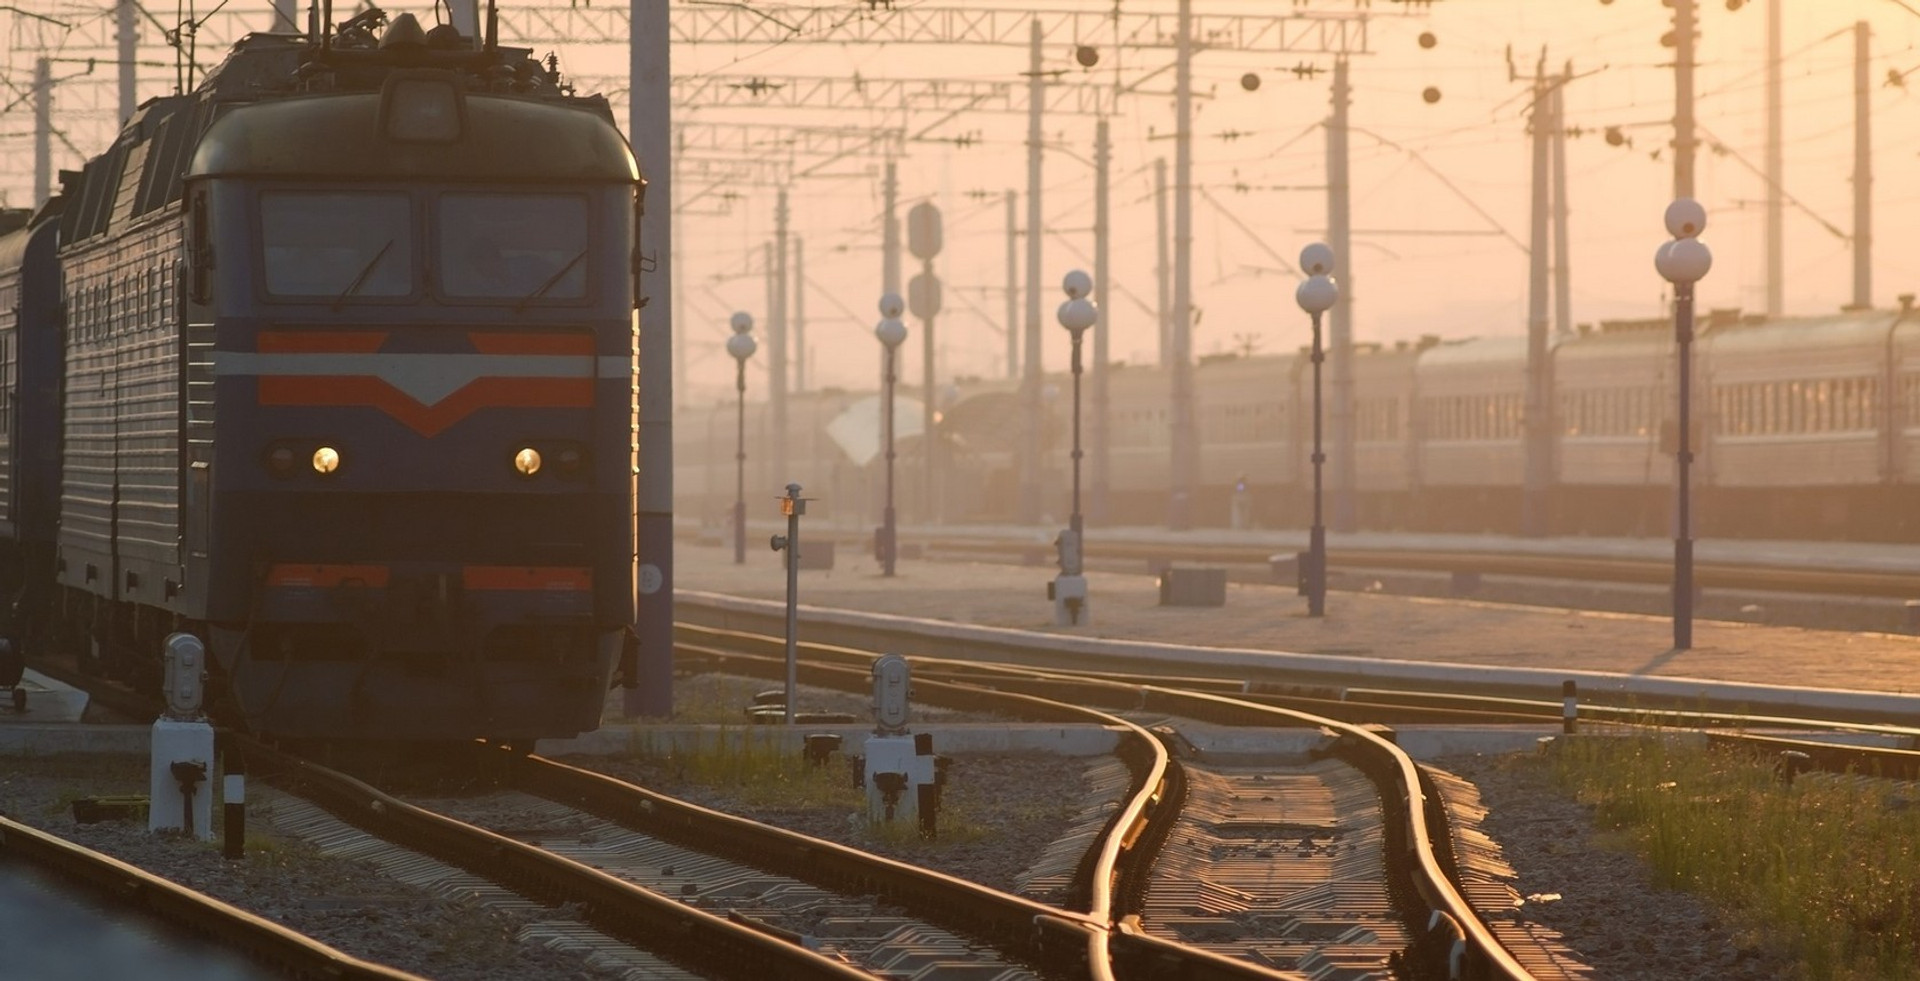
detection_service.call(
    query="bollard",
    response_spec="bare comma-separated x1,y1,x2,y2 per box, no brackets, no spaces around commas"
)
803,733,843,768
1561,680,1578,735
223,752,246,859
1776,749,1812,786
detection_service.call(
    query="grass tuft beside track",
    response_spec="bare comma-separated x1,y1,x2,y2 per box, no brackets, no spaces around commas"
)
1551,735,1920,980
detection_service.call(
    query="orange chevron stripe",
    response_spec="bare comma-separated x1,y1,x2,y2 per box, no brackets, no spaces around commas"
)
259,331,389,353
259,375,592,436
462,566,592,591
467,332,596,356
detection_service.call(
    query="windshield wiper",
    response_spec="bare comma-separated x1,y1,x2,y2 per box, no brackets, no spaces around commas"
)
332,239,395,311
515,248,588,311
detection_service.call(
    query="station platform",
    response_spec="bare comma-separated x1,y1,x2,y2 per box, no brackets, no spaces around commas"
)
671,538,1920,700
1,670,90,725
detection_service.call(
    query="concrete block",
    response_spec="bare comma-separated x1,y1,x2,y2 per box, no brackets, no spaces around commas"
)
1159,567,1226,607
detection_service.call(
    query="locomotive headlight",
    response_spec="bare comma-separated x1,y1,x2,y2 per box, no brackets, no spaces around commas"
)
266,445,297,477
312,446,341,475
514,447,542,476
381,75,464,143
555,446,585,475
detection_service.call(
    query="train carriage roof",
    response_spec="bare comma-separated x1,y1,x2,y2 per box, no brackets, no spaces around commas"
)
1701,311,1908,378
187,91,636,182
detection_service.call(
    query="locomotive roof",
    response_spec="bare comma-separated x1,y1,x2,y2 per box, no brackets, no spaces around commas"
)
187,91,636,182
57,14,633,246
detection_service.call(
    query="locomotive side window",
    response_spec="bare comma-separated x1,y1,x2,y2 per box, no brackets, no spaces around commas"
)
437,193,589,301
260,191,414,298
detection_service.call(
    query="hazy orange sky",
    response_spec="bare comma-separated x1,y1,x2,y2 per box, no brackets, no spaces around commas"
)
649,0,1920,404
5,1,1916,406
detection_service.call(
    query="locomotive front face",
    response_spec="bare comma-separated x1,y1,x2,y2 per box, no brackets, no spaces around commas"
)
184,80,640,741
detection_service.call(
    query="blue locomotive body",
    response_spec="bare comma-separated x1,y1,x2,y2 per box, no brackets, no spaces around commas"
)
0,210,65,688
19,12,642,741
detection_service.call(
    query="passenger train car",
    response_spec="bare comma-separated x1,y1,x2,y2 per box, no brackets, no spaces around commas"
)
0,7,642,740
679,302,1920,542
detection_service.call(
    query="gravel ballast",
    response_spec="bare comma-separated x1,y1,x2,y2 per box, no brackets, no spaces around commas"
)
0,732,1801,981
0,755,625,981
1436,751,1799,981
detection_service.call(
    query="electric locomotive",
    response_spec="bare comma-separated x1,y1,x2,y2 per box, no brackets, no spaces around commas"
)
40,8,641,740
0,206,64,692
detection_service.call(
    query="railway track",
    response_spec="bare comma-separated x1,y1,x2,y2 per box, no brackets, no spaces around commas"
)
773,528,1920,602
26,621,1920,980
0,813,425,981
678,626,1550,979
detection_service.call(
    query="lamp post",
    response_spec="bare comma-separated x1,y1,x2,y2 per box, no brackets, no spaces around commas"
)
1050,270,1097,626
1655,199,1712,651
725,312,756,565
875,293,907,578
1295,244,1339,618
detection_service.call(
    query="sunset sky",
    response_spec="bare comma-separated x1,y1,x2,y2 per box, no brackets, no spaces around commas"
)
5,1,1917,404
648,0,1920,403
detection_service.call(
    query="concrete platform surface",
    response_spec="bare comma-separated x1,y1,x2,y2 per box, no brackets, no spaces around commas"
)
0,670,89,725
673,542,1920,698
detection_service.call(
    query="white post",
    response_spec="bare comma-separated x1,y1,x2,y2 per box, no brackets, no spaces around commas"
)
150,634,213,840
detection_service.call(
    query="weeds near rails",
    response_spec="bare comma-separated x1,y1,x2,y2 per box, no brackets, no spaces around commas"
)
1549,734,1920,980
634,728,864,811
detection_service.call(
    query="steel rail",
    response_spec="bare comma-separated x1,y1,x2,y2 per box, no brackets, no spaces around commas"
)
662,641,1180,981
674,595,1920,727
231,735,874,981
0,815,427,981
674,625,1539,979
502,748,1113,977
493,650,1178,981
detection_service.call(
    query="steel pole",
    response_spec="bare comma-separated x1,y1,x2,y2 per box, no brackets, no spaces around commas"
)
1309,310,1327,618
922,258,936,525
1853,20,1872,310
782,484,801,725
734,359,747,565
1020,17,1045,524
1091,117,1111,524
628,0,673,717
118,0,139,123
772,190,790,484
1071,333,1084,540
33,58,50,207
1005,190,1019,379
1522,68,1552,537
1674,282,1694,650
1674,0,1696,199
1168,0,1196,530
883,347,897,577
